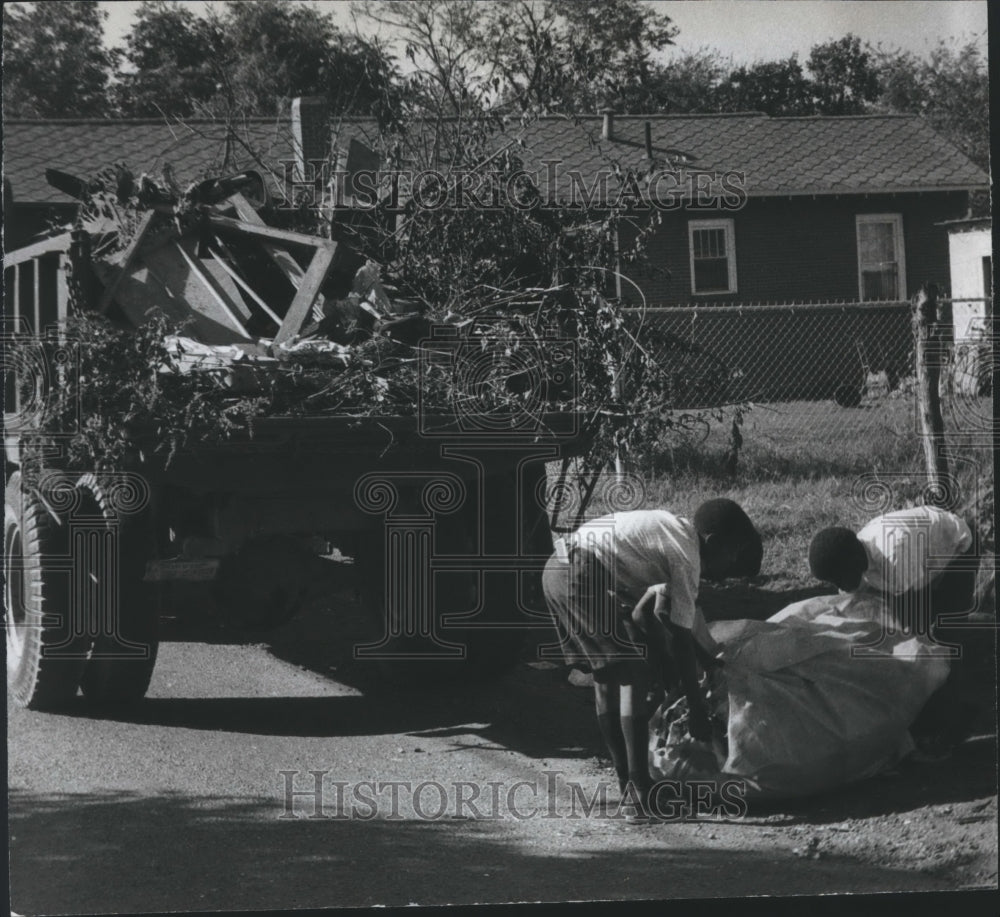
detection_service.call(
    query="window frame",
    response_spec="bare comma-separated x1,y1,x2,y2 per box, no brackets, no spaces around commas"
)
856,213,906,302
688,218,737,296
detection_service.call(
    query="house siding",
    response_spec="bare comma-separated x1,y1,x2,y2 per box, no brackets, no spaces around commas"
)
620,192,968,306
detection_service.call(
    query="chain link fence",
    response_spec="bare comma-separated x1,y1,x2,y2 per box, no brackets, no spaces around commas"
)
629,299,993,477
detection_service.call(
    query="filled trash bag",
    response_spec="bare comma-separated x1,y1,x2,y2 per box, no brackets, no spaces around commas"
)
649,592,951,799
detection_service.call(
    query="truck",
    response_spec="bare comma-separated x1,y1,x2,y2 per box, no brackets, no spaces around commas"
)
4,195,594,710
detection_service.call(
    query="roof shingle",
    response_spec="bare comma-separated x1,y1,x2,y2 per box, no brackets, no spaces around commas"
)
3,112,987,207
4,117,295,205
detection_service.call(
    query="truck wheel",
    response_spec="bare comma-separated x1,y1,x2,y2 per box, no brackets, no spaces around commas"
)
5,471,90,709
76,473,159,707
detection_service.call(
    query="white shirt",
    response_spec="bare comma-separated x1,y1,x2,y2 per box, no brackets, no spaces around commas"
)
856,506,972,595
567,510,702,629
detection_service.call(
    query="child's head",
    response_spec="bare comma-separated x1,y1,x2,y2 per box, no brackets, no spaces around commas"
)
693,498,763,581
808,527,868,590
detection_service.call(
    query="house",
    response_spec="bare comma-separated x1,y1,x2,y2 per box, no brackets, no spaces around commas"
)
4,106,990,400
286,100,989,307
288,101,990,398
6,106,988,304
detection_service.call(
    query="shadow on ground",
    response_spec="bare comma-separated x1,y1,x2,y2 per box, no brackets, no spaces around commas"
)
8,789,986,915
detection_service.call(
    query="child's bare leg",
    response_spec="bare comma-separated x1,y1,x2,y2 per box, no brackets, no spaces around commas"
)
594,678,629,791
617,660,653,797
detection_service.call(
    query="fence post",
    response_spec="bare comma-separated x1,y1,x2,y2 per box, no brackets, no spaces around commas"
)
912,283,951,499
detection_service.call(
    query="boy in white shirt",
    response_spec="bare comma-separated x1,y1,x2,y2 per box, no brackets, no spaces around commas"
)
542,498,762,815
808,505,975,624
808,506,979,756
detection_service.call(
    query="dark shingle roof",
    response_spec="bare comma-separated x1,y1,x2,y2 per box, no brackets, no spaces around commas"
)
4,117,295,205
508,113,987,197
3,112,987,207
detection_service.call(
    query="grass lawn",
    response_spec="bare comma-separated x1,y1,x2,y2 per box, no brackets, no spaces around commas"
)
553,394,995,618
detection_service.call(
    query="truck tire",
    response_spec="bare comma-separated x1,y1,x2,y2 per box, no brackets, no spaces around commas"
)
5,471,90,709
76,473,159,707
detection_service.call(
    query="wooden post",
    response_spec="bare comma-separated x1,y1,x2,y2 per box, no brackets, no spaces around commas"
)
913,283,951,497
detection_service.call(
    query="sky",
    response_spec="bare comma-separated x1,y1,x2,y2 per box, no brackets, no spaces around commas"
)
100,0,989,64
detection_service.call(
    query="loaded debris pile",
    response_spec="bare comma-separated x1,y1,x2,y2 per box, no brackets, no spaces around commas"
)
14,162,605,473
73,167,429,375
52,163,571,416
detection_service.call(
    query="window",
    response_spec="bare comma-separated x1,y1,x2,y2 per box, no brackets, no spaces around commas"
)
856,214,906,301
688,219,736,294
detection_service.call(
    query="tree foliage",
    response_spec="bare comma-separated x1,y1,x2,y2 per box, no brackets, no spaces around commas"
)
873,39,989,170
212,0,397,121
357,0,678,116
807,34,880,115
645,49,727,114
113,1,219,117
714,56,814,116
3,0,119,117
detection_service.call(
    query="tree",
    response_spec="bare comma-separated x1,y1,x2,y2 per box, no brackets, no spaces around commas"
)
3,1,118,117
874,39,989,171
218,0,397,120
646,49,729,114
807,34,880,114
529,0,679,112
355,0,485,118
714,57,815,116
356,0,678,116
114,1,219,117
113,0,399,122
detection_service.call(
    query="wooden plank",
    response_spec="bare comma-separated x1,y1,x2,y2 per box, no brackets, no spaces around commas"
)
139,243,250,344
208,239,283,327
98,211,157,314
913,284,951,497
273,244,336,346
3,232,73,269
229,195,309,285
172,241,252,339
104,262,189,329
229,192,266,225
55,254,70,327
32,260,41,334
227,193,330,322
208,214,334,249
12,263,21,330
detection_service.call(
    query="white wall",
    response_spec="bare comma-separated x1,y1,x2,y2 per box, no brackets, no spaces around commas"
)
947,225,991,395
948,226,991,341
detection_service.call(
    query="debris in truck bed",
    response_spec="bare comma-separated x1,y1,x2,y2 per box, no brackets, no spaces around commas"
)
18,158,706,477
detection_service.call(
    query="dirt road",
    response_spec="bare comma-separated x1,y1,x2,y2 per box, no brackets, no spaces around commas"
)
7,579,999,913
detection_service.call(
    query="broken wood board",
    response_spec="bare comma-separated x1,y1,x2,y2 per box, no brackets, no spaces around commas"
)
273,243,336,346
227,193,331,323
113,236,252,344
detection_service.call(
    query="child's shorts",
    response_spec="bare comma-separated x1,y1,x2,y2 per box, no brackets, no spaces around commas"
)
542,551,646,678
